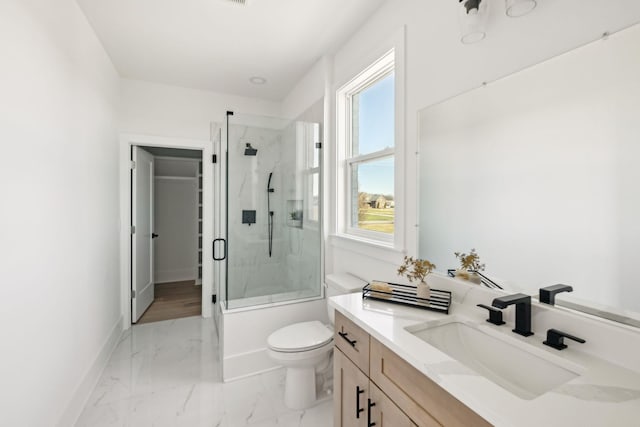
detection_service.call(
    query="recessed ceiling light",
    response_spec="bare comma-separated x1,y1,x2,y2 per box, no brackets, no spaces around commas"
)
249,76,267,85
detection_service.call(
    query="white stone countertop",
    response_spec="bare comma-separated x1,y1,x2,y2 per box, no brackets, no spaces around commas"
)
329,289,640,427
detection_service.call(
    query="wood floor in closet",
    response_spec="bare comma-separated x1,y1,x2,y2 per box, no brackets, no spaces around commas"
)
137,280,202,324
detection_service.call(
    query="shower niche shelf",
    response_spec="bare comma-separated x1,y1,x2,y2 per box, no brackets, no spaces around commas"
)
287,200,303,228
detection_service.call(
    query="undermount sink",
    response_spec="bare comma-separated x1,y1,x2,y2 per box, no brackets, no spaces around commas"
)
406,319,583,400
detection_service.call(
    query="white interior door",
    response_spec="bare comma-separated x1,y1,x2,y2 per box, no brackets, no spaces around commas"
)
132,146,155,322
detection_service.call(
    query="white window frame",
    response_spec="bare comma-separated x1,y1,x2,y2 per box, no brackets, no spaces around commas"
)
336,47,404,248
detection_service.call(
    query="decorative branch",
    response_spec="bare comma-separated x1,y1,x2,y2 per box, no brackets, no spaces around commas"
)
397,256,436,283
454,248,485,272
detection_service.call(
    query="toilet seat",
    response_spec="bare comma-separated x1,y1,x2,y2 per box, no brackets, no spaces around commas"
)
268,321,333,353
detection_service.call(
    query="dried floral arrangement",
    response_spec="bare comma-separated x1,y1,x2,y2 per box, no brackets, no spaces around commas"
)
397,256,436,283
454,248,485,272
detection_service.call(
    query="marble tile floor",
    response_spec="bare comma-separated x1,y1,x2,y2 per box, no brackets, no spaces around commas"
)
76,316,333,427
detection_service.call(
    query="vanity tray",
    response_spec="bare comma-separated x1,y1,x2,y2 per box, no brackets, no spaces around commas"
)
362,282,451,314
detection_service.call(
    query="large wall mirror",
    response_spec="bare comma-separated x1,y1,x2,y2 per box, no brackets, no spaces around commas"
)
418,24,640,326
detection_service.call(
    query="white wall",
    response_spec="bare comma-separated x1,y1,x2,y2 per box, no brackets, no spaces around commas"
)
281,57,327,120
120,79,282,140
322,0,640,283
154,174,198,283
0,1,121,425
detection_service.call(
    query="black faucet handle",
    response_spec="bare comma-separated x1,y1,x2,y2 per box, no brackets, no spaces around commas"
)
477,304,506,325
539,284,573,305
543,328,585,350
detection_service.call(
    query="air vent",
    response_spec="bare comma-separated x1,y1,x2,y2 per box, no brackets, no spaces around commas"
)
224,0,247,5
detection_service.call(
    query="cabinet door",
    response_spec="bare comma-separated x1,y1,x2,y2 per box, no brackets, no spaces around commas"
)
368,383,418,427
334,348,369,427
335,311,370,375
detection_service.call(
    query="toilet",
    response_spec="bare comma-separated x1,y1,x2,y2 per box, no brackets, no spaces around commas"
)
267,273,366,409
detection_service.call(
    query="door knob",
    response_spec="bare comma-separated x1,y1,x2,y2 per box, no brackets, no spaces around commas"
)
152,233,159,239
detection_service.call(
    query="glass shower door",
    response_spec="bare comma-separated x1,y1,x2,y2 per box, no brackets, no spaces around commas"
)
221,113,322,310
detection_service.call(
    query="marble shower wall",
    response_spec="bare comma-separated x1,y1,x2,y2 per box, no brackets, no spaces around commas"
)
226,118,321,304
227,123,285,300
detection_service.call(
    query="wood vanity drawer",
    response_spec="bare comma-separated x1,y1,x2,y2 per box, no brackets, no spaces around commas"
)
335,311,370,375
370,338,492,427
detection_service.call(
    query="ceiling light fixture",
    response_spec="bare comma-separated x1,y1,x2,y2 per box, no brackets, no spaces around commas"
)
249,76,267,85
458,0,488,44
457,0,537,44
505,0,537,17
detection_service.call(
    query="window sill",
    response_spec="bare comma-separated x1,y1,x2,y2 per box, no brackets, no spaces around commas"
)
329,234,405,264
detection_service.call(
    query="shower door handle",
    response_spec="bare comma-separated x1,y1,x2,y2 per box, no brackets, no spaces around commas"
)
213,238,227,261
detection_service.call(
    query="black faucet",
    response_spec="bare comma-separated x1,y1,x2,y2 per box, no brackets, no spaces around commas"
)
539,284,573,305
492,293,534,337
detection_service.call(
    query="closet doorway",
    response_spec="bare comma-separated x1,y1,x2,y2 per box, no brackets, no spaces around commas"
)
132,146,204,324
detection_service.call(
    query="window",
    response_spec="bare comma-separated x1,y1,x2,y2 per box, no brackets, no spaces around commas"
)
337,50,396,244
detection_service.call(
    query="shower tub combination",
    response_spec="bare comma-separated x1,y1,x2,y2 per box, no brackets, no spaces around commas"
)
214,111,326,380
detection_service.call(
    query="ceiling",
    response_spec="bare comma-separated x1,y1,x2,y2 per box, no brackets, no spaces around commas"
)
76,0,386,101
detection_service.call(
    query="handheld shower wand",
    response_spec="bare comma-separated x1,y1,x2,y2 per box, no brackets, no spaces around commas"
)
267,172,274,257
267,172,274,193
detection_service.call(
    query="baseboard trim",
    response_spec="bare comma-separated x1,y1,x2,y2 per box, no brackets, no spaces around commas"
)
223,348,280,382
155,268,197,284
57,316,124,427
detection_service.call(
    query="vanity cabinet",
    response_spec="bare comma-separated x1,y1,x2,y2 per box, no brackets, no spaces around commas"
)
333,311,491,427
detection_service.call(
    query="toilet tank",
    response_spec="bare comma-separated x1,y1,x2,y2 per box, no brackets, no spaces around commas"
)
325,273,367,324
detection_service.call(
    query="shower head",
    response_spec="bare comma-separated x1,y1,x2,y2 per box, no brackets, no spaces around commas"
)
244,143,257,156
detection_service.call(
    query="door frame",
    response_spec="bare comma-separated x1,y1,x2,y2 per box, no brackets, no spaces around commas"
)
119,134,214,330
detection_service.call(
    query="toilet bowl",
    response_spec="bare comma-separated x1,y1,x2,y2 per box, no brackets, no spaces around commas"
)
267,321,334,409
267,273,366,409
